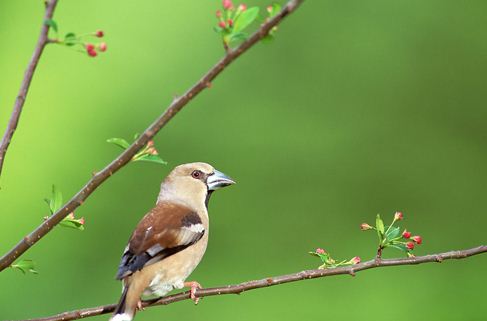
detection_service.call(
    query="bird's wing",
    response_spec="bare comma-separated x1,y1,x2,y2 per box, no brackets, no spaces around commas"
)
115,202,205,280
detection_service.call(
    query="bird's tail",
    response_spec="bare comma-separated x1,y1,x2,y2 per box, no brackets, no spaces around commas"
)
110,286,135,321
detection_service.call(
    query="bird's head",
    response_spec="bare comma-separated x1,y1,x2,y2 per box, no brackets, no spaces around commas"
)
157,162,235,209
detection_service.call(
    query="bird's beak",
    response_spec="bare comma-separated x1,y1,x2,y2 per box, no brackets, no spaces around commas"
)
207,169,236,191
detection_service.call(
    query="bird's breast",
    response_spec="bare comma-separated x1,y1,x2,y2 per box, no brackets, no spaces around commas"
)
144,232,209,297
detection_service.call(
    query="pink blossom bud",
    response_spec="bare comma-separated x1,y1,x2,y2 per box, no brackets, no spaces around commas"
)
79,217,85,225
228,19,233,27
87,49,97,57
218,21,226,28
85,43,95,51
222,0,233,10
96,30,104,38
406,242,415,250
402,229,411,238
238,4,247,11
351,256,361,264
360,223,373,231
67,212,75,220
99,42,107,52
412,235,422,244
147,140,154,147
216,10,222,18
266,5,273,13
394,211,403,221
315,248,326,255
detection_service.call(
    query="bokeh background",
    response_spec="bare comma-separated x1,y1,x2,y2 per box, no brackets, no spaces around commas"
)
1,0,486,320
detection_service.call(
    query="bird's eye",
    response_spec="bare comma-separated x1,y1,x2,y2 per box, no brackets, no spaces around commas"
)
191,170,202,179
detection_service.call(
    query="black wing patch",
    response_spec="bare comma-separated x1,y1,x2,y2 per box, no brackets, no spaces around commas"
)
181,212,201,226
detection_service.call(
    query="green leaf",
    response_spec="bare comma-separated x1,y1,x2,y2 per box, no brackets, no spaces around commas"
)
49,185,63,214
229,32,248,44
134,154,167,165
308,251,330,263
376,214,385,240
213,26,224,33
233,7,259,33
388,243,408,253
385,226,401,241
44,19,58,32
60,218,85,231
267,3,282,17
107,138,130,150
11,259,38,274
64,32,77,46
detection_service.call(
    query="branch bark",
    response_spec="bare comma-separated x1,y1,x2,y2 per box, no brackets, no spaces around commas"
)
0,0,59,180
0,0,305,272
11,245,487,321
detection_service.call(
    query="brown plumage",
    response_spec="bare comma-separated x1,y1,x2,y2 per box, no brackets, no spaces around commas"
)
110,162,235,321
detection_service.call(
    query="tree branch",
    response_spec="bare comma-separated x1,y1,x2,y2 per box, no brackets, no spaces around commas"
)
11,245,487,321
0,0,59,180
0,0,305,272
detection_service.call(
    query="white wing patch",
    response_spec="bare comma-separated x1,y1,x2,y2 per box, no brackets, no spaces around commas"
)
146,243,164,256
183,223,205,233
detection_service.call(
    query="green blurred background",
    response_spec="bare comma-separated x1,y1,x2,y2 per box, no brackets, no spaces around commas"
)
1,0,486,320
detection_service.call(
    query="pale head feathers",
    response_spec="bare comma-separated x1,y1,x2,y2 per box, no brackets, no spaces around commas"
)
157,162,215,210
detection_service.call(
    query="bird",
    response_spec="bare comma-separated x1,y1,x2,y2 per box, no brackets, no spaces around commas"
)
110,162,235,321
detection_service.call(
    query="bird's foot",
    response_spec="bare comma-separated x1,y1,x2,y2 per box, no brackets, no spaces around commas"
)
137,300,145,311
184,281,202,305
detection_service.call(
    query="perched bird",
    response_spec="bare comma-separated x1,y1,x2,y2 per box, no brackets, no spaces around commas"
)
110,162,235,321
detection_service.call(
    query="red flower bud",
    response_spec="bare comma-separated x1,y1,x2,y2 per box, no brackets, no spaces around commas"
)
87,49,97,57
394,211,403,221
350,256,361,264
147,147,158,155
238,4,247,11
85,43,95,51
315,248,326,255
95,30,104,38
412,235,422,244
216,10,222,18
79,217,85,225
218,21,226,28
222,0,233,10
228,19,233,27
406,242,415,250
402,229,411,239
360,223,373,231
99,42,107,52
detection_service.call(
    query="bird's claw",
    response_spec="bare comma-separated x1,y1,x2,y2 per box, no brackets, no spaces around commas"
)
184,281,202,305
137,300,145,311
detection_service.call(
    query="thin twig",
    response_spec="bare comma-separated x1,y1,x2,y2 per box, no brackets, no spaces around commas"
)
0,0,59,180
0,0,305,271
11,245,487,321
